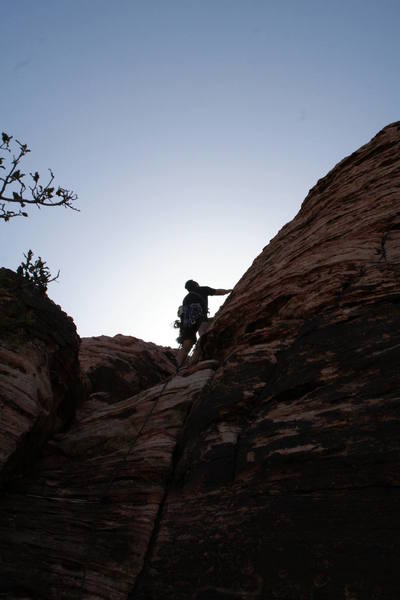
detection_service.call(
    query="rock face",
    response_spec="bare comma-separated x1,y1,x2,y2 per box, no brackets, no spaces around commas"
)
133,122,400,600
1,122,400,599
79,334,177,401
0,368,214,599
0,269,80,487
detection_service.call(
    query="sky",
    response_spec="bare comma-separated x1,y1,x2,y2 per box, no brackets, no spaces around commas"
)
1,0,399,347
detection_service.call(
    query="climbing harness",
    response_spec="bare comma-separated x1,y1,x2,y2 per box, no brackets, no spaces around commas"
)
174,290,209,331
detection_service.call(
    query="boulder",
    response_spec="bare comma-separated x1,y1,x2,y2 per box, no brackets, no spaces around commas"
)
79,334,177,402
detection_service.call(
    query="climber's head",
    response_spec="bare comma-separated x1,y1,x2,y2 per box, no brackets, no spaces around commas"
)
185,280,199,292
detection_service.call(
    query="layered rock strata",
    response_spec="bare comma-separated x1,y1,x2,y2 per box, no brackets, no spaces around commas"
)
133,122,400,599
0,367,215,599
79,334,177,401
0,269,80,486
1,122,400,599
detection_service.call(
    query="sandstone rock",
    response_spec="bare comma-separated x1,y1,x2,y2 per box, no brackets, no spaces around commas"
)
0,368,215,599
1,123,400,599
0,269,80,487
133,122,400,599
178,358,219,377
79,334,177,402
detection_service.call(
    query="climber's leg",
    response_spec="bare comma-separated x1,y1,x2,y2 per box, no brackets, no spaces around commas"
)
176,338,195,369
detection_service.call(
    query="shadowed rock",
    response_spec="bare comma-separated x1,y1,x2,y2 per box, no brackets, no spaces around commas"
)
0,268,80,488
1,123,400,599
80,334,177,402
134,122,400,600
0,368,214,599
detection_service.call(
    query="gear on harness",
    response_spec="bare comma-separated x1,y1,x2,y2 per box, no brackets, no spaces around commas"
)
174,302,204,330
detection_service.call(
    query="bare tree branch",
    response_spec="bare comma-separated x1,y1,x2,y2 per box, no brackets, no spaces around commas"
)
0,132,78,222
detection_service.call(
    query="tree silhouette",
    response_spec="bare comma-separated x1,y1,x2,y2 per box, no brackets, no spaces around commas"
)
17,249,60,293
0,132,78,222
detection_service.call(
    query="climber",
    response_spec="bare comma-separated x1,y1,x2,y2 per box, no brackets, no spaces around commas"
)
175,280,232,368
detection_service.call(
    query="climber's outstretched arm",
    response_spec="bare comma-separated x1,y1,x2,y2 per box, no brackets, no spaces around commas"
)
214,288,233,295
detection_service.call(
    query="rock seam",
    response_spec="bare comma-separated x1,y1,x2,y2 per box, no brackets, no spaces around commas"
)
129,364,223,598
76,371,179,600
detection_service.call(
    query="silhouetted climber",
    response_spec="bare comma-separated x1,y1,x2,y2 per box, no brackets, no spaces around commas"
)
175,280,232,368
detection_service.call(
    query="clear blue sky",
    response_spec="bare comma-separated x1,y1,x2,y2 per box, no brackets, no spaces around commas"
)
1,0,399,346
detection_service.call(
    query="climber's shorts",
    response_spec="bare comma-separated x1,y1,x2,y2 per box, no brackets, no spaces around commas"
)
177,317,213,345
